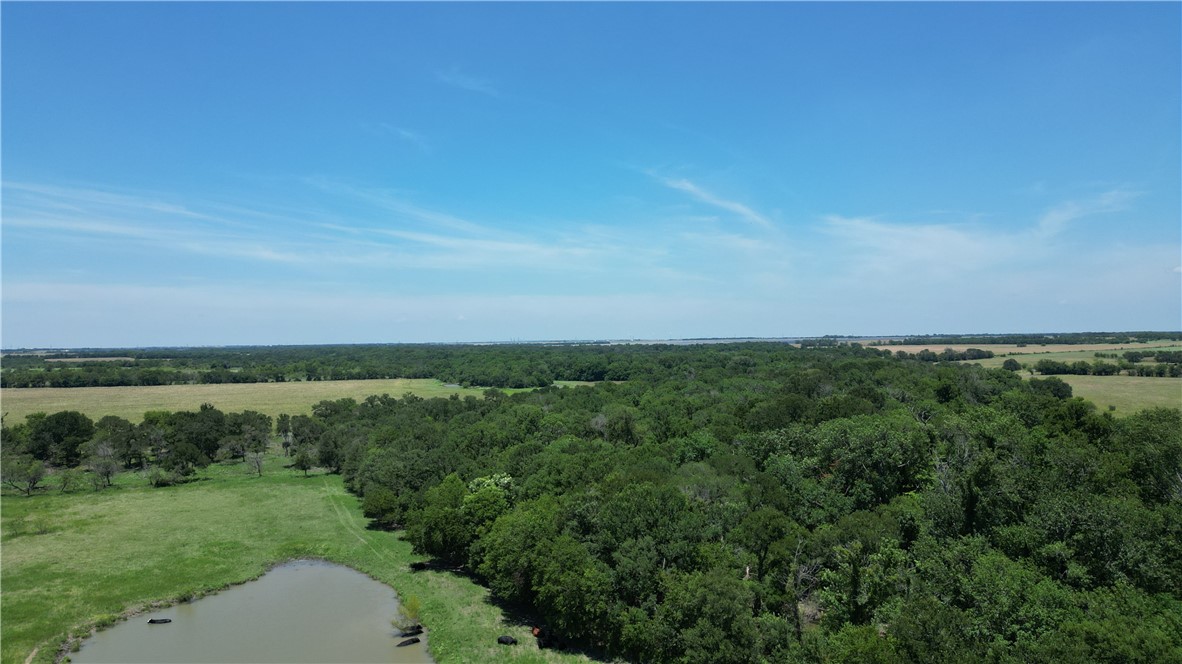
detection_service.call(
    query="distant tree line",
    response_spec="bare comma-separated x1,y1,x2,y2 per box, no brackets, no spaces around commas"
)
1122,350,1182,364
0,344,649,389
6,338,1178,389
1033,358,1182,378
892,348,995,362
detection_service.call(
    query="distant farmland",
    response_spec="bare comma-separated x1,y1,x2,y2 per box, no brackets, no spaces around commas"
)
877,340,1182,358
0,379,591,424
956,345,1182,369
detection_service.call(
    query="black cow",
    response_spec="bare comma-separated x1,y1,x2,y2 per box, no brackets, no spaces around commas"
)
396,637,421,647
497,636,517,645
399,627,423,638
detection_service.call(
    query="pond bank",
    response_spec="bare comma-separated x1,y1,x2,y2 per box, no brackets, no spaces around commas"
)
1,465,589,664
69,560,430,663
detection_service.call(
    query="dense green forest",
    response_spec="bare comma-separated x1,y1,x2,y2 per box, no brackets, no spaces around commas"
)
0,343,643,388
9,330,1182,387
4,343,1181,662
5,333,1180,388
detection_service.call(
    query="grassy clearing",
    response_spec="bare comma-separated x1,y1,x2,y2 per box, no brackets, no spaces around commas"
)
1039,375,1181,415
0,457,595,664
1,379,593,425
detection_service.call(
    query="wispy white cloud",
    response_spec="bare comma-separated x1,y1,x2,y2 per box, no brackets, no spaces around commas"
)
3,215,175,241
305,178,494,236
3,181,235,226
822,215,1007,287
1032,188,1140,239
1,182,394,268
819,187,1150,286
365,123,432,154
437,66,499,96
1,179,672,277
678,231,769,254
653,175,775,229
359,227,606,271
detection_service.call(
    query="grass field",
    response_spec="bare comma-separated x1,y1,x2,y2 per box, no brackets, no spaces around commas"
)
1,380,593,425
1043,375,1181,415
0,457,593,664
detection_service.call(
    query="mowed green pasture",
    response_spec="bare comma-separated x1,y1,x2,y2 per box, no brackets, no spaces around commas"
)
0,458,592,664
1044,375,1182,415
0,379,593,424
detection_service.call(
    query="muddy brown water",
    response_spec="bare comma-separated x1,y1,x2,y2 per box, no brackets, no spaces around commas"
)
71,560,432,663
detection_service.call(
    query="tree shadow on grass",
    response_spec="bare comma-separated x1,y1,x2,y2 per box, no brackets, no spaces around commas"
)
408,559,616,663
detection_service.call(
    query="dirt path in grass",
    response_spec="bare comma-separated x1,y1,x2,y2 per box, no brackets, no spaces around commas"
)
321,477,395,565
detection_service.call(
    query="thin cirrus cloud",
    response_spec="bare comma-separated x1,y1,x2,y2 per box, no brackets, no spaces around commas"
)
436,66,499,96
822,214,1005,280
0,179,660,277
654,175,776,230
4,181,232,225
820,188,1148,281
1030,188,1140,240
303,177,497,237
1,181,382,267
363,123,432,154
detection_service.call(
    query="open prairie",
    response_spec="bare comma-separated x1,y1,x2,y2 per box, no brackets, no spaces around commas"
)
0,379,590,424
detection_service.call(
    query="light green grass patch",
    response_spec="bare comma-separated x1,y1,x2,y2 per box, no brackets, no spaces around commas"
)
1,462,592,664
1041,375,1182,415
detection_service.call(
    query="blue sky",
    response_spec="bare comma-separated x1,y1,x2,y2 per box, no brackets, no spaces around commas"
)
3,2,1179,347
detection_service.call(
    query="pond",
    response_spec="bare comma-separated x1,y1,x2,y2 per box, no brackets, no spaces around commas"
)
72,560,432,663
